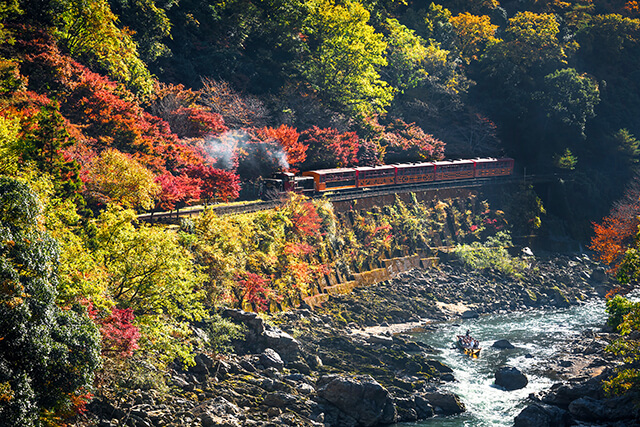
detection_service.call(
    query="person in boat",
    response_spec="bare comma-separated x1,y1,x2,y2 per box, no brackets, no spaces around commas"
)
466,329,470,337
473,340,479,349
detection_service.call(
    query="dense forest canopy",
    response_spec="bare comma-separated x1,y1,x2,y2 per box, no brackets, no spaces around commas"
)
2,0,640,423
1,0,639,219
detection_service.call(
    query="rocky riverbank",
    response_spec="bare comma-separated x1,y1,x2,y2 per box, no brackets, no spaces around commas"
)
84,253,623,427
514,329,640,426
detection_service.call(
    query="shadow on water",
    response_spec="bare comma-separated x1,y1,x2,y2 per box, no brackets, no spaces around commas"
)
396,301,606,427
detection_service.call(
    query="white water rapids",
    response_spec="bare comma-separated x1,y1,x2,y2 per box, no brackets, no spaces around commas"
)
395,300,607,426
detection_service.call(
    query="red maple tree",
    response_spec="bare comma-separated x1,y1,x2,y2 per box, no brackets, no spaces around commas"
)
382,119,445,163
155,172,202,211
252,124,307,168
187,164,241,203
299,126,360,170
590,172,640,272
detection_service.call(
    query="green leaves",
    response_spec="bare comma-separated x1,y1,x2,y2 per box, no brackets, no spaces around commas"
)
92,205,206,366
538,68,600,136
301,0,393,116
0,177,100,425
382,18,430,92
604,296,640,396
55,0,154,95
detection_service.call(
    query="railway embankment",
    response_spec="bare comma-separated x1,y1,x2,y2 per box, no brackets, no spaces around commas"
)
85,252,616,426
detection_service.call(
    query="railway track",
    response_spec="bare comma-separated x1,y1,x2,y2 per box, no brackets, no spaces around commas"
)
138,173,562,223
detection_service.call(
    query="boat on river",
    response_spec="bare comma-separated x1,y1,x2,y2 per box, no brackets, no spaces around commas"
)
456,334,481,357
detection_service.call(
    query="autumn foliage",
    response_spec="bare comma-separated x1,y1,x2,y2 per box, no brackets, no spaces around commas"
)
300,126,361,170
187,164,241,202
86,303,141,358
382,119,446,163
590,173,640,272
252,124,307,168
236,272,274,312
155,172,202,211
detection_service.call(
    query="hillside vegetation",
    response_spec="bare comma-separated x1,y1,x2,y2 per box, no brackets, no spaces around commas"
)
2,0,640,424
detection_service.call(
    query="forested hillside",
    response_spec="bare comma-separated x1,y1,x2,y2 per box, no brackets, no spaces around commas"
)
2,0,640,218
2,0,640,424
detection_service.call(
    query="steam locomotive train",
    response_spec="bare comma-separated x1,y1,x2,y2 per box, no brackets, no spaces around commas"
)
263,157,514,196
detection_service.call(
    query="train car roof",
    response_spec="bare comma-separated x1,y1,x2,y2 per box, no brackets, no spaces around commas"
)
434,159,475,166
471,158,496,164
394,162,436,168
302,168,357,175
473,157,514,164
356,165,397,172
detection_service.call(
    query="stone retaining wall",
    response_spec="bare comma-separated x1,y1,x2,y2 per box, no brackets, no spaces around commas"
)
303,254,439,308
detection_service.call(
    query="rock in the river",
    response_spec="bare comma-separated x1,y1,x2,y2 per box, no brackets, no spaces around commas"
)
521,247,534,257
590,267,608,283
317,375,397,426
421,392,465,415
461,310,479,319
514,403,571,427
495,366,528,390
492,339,515,349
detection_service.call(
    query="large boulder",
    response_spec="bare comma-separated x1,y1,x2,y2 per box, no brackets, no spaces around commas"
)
221,309,301,361
540,378,605,408
259,348,284,370
568,394,640,422
514,403,570,427
461,310,480,319
317,375,397,426
421,392,465,415
263,325,301,362
495,366,528,390
192,396,242,427
492,339,515,349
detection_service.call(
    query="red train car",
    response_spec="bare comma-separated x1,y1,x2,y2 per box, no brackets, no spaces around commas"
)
434,159,476,180
474,158,514,177
395,162,436,184
298,157,514,193
356,165,397,188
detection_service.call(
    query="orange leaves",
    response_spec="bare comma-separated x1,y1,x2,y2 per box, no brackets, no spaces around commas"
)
590,216,636,269
253,124,307,169
289,199,323,239
284,242,315,257
590,173,640,273
624,1,640,17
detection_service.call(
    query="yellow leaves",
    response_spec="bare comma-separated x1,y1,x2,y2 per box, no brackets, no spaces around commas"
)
1,277,27,309
0,382,13,403
450,13,499,63
507,12,561,47
0,114,21,176
84,148,160,210
56,0,153,95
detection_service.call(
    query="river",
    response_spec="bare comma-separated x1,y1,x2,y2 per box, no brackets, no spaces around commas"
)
396,300,607,426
